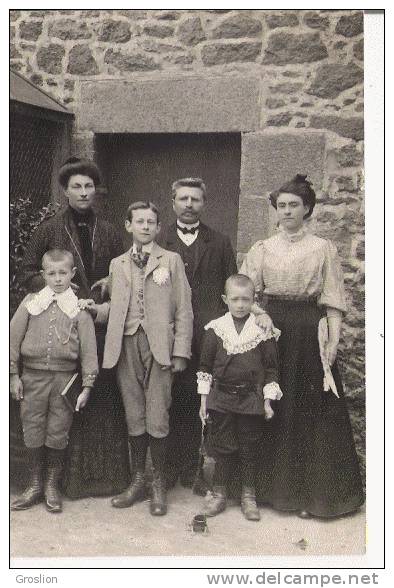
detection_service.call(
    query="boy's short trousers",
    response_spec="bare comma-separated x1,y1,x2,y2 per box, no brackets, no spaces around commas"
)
206,409,264,459
20,368,75,449
117,328,173,438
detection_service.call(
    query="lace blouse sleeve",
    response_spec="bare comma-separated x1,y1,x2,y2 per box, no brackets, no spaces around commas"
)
239,241,265,294
319,240,347,313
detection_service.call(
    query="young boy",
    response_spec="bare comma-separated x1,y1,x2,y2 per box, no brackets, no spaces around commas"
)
197,274,282,521
83,201,193,516
10,249,98,513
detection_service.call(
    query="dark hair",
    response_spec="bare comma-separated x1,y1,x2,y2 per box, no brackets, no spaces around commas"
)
42,248,75,269
58,156,101,189
225,274,255,296
269,174,316,219
171,177,207,200
126,201,160,223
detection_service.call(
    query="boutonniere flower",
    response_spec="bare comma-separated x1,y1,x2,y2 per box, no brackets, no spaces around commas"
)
153,267,170,286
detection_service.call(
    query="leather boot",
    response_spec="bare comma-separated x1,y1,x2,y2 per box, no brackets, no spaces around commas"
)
44,447,65,514
241,487,260,521
111,471,145,508
150,471,167,516
11,446,44,511
203,486,227,517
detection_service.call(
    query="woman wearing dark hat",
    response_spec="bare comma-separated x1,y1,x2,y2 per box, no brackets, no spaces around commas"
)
240,174,364,518
19,157,131,499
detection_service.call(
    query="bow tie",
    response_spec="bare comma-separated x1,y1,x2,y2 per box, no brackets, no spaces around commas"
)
177,224,199,235
131,251,150,269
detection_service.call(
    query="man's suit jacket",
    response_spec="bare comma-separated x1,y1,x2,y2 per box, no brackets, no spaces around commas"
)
158,223,237,358
96,243,193,369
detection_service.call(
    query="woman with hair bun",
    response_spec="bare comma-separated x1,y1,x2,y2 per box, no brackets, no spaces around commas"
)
240,174,364,518
19,157,131,499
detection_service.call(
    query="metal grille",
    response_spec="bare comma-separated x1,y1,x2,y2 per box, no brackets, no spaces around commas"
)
10,111,61,209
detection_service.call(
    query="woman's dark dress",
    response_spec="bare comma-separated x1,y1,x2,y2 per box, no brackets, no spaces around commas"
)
240,229,364,517
20,206,131,498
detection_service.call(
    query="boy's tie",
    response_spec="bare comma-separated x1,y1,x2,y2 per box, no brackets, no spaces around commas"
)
131,249,150,269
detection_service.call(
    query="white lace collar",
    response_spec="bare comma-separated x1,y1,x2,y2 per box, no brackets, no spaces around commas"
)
278,224,308,243
25,286,79,319
205,312,278,355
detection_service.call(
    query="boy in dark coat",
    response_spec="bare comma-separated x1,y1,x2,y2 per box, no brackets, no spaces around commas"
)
198,274,282,521
158,177,237,491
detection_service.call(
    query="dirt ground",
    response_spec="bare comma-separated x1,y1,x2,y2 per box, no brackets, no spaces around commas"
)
10,482,365,560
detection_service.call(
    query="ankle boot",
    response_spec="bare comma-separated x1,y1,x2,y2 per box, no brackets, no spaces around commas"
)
150,471,167,516
111,471,145,508
11,447,44,511
44,447,65,514
241,487,260,521
203,486,227,517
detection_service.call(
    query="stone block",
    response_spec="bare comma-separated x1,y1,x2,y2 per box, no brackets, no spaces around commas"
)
49,19,91,40
211,14,262,39
104,48,159,72
78,76,260,132
10,44,21,59
307,63,363,99
310,115,364,141
29,73,43,87
266,113,292,126
239,131,325,246
265,12,299,28
37,44,65,74
353,39,364,61
176,16,206,46
68,45,98,75
155,10,181,20
266,97,286,109
263,32,328,65
269,82,303,94
304,12,329,30
117,10,147,19
142,39,183,53
335,12,363,37
143,23,175,38
201,41,262,65
19,20,42,41
335,144,363,167
97,20,131,43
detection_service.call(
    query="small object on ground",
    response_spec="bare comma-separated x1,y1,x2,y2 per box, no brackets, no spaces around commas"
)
192,514,208,533
294,538,308,551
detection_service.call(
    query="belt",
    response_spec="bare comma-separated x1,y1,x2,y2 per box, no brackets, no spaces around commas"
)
214,381,257,395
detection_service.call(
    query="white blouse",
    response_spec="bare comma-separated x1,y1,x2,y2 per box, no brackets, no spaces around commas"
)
240,228,347,313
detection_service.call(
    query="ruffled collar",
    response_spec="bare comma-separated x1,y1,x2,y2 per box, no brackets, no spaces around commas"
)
278,225,308,243
205,312,277,355
25,286,79,319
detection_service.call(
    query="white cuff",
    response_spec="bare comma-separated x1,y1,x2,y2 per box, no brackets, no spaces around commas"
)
263,381,283,401
196,371,212,395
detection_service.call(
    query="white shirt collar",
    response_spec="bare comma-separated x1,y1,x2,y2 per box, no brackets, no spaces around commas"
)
204,312,280,355
25,286,79,319
177,220,200,230
132,241,154,254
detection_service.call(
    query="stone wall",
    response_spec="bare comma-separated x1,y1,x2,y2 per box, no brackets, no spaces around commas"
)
10,9,365,475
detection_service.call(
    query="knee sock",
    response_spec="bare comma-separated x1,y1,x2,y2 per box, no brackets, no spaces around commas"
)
129,433,149,473
149,435,167,474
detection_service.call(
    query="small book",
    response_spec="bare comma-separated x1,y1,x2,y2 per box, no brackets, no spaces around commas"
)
61,373,83,412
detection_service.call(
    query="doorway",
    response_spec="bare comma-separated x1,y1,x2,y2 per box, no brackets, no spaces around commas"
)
95,133,241,250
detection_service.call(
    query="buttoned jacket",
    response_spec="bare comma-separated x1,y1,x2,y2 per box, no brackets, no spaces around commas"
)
95,243,193,369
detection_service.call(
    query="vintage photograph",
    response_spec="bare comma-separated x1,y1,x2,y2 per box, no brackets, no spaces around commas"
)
10,8,367,561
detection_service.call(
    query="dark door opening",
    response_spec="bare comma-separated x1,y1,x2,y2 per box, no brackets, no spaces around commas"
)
95,133,241,250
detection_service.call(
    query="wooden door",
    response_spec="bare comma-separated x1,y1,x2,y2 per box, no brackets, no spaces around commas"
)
95,133,241,250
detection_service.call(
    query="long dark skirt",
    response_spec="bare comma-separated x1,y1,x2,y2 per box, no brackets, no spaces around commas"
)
62,332,131,499
254,298,364,517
